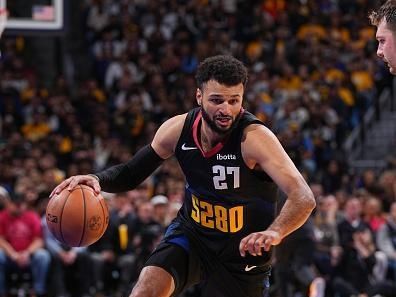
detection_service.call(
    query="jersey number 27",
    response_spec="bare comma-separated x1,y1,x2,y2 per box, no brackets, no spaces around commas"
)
212,165,240,190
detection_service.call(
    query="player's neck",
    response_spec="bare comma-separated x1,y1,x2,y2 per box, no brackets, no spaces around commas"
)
200,121,224,151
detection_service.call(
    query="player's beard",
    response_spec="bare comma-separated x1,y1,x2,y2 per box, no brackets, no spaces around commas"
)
383,56,396,75
201,106,242,135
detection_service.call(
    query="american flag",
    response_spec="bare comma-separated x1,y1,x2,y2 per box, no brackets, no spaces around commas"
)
32,5,54,21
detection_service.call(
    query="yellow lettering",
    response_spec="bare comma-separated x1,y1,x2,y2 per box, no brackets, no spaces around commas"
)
200,201,215,229
190,196,244,233
214,205,228,232
191,195,200,223
229,206,243,233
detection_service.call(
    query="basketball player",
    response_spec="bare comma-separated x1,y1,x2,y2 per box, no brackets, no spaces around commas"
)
51,55,316,297
369,0,396,75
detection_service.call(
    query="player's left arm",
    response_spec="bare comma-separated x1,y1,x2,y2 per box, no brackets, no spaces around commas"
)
239,124,316,257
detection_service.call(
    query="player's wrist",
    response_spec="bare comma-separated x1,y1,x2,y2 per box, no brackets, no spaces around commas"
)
88,174,100,183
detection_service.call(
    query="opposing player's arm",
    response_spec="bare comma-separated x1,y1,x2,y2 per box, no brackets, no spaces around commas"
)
240,124,315,256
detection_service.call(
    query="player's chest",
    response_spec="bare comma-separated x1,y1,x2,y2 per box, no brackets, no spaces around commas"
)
178,150,247,191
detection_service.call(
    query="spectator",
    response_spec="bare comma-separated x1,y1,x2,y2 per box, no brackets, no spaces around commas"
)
150,194,169,228
362,195,386,233
109,192,139,296
0,193,50,297
378,170,396,212
129,201,163,282
321,160,345,195
313,195,342,279
42,214,92,297
376,201,396,282
275,194,325,297
88,217,117,296
333,225,395,297
337,197,368,248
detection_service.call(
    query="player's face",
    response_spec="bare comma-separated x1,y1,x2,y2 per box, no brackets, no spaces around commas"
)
196,80,244,135
376,19,396,75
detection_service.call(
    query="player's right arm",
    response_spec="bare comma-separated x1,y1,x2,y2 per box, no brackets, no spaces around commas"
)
239,124,316,256
50,114,186,197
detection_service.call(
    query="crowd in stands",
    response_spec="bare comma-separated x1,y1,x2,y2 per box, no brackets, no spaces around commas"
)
0,0,396,296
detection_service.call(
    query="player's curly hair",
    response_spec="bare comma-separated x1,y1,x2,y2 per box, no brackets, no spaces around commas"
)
369,0,396,32
195,55,248,91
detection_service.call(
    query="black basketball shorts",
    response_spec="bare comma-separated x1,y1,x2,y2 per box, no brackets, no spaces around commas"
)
144,221,271,297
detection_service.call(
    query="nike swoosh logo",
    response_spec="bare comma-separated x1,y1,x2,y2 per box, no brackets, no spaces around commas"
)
244,265,257,272
181,143,198,151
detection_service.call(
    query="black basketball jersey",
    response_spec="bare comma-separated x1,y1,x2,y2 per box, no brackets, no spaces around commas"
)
174,108,279,266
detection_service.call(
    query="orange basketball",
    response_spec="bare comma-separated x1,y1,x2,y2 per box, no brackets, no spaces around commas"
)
46,185,109,247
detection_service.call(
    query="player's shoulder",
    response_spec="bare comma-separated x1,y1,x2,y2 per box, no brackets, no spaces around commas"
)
152,113,188,158
242,123,274,142
160,113,188,133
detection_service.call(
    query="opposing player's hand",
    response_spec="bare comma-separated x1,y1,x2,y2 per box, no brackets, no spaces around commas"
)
239,230,282,257
49,174,101,198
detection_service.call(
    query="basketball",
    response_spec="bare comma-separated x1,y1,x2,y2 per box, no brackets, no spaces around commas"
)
46,185,109,247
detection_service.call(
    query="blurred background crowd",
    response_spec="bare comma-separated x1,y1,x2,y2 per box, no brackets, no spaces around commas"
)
1,0,396,297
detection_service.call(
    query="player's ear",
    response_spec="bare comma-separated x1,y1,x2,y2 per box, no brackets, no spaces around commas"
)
196,88,202,106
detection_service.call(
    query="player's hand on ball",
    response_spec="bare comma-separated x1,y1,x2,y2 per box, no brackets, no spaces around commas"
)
50,174,101,198
239,230,282,257
46,185,109,247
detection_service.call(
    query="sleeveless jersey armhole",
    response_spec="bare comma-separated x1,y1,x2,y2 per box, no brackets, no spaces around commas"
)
175,108,200,155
